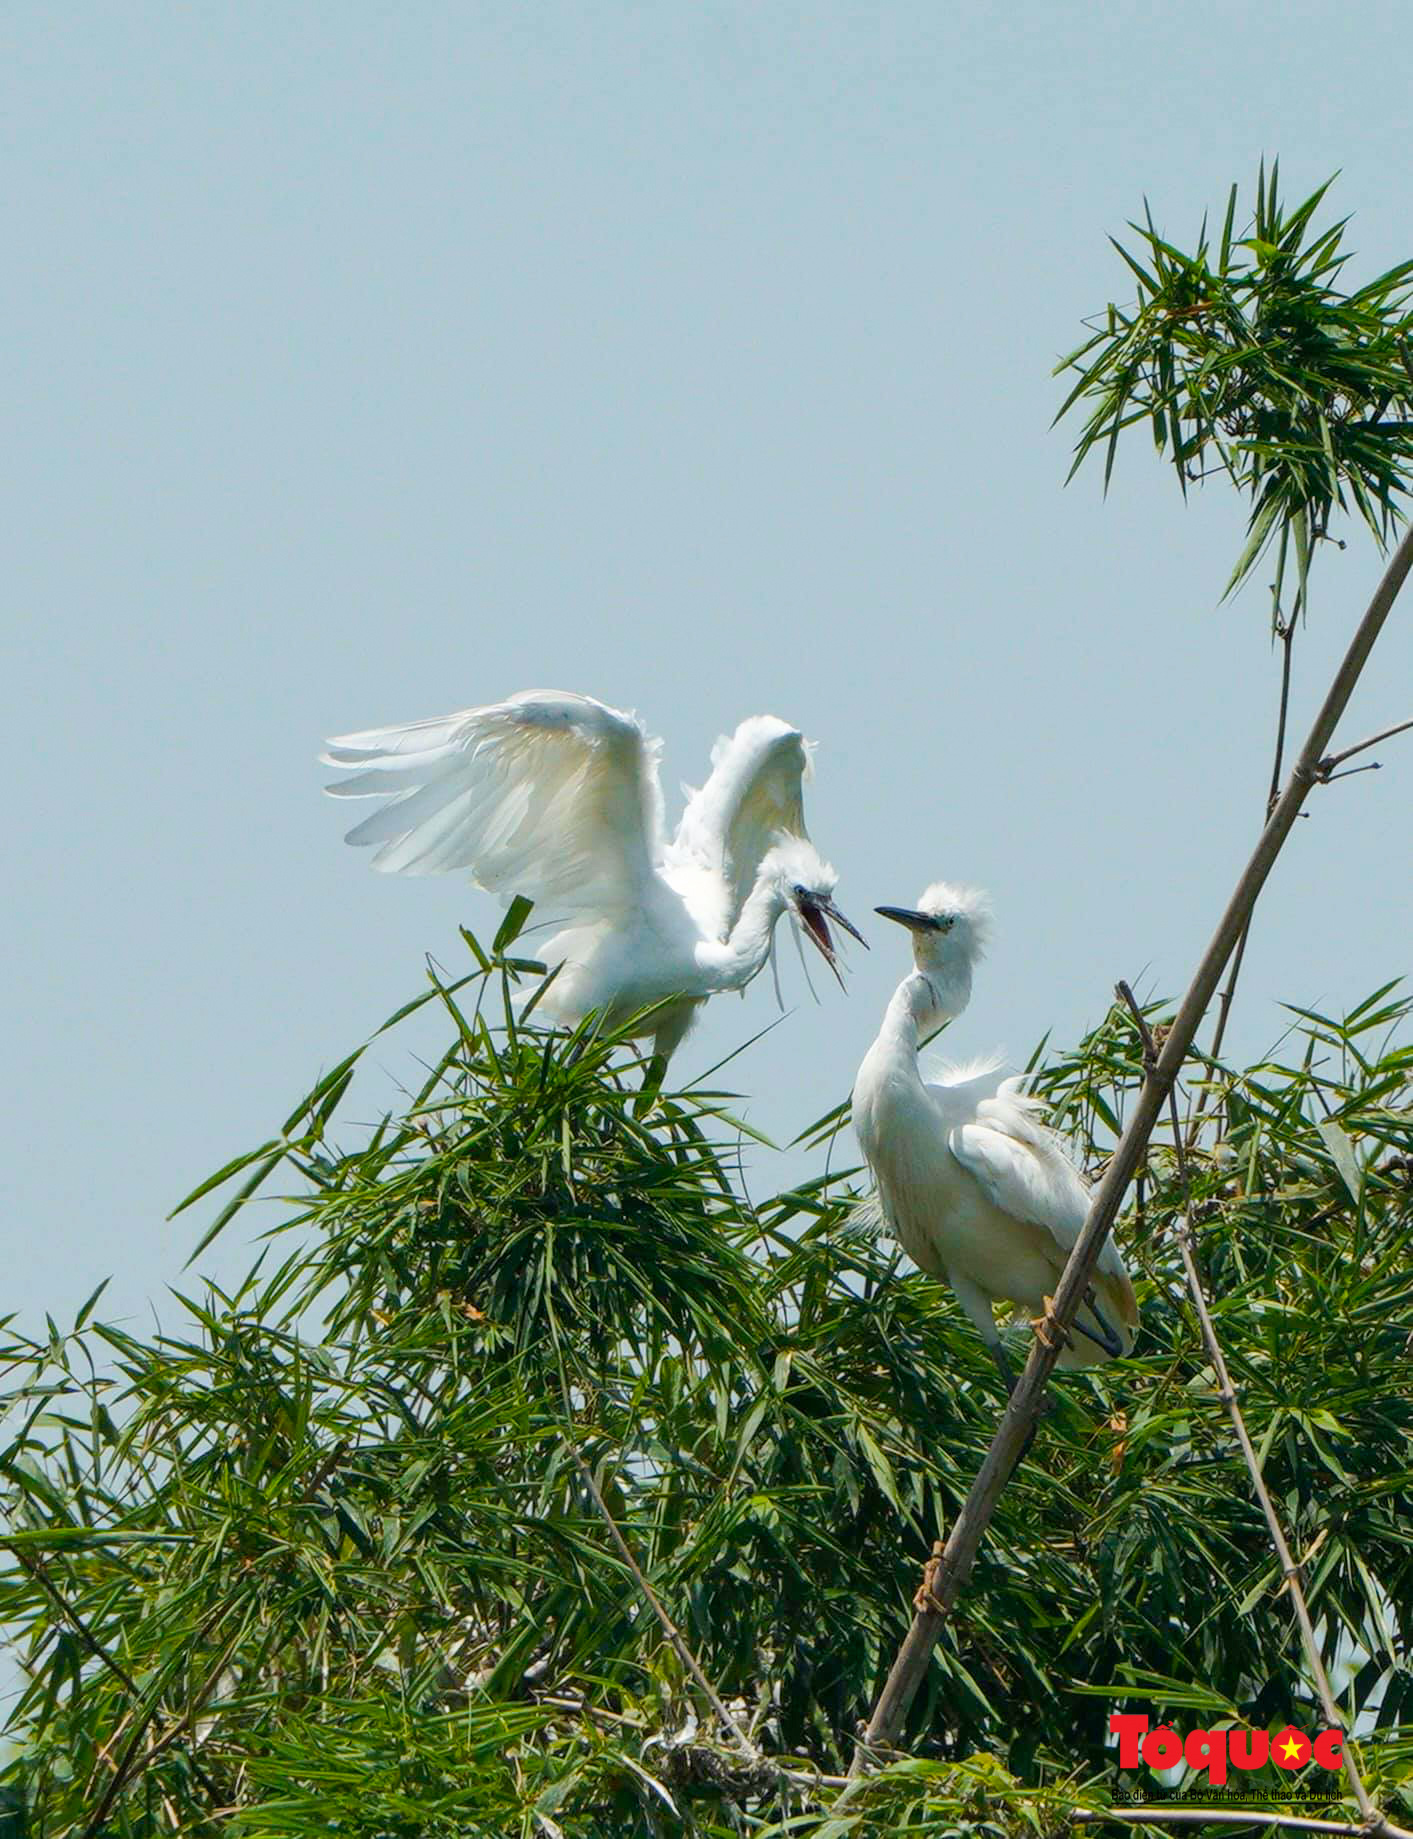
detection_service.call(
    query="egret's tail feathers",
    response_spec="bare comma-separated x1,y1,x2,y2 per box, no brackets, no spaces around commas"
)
928,1050,1007,1089
846,1193,888,1240
1050,1268,1139,1369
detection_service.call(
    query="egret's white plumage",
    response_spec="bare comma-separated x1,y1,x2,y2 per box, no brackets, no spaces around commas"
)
323,690,861,1062
852,881,1138,1378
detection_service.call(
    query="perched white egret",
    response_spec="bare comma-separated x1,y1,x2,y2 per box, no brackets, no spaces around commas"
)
322,690,864,1063
852,882,1138,1386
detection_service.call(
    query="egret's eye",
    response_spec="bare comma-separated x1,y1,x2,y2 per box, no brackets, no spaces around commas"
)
792,883,808,901
937,915,955,931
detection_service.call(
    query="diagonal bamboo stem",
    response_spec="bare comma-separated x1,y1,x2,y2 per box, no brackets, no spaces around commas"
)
852,521,1413,1777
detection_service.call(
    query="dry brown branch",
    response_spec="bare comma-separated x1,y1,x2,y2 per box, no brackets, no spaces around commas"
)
852,521,1413,1775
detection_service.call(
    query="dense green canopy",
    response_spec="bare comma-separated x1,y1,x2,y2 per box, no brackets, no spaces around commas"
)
2,928,1410,1836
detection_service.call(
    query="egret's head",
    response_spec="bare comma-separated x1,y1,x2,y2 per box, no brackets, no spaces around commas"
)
761,838,867,986
875,881,991,980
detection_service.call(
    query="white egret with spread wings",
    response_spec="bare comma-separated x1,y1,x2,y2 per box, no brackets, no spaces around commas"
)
852,882,1137,1387
322,691,863,1063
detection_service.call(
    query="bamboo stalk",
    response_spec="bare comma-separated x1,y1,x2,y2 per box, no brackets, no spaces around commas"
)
1118,984,1383,1831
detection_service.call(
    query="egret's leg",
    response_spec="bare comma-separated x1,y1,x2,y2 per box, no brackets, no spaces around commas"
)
949,1274,1004,1371
948,1274,1046,1454
989,1341,1019,1395
643,1004,695,1090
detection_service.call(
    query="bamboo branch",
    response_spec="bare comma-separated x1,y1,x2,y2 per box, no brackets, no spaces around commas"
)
852,520,1413,1772
82,1609,240,1839
1117,986,1387,1834
1266,608,1300,817
5,1543,144,1701
4,1542,224,1808
1315,713,1413,777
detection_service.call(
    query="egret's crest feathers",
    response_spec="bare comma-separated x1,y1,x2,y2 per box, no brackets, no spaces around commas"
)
914,881,994,955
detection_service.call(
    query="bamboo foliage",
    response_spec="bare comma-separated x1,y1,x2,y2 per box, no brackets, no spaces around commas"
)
1055,161,1413,601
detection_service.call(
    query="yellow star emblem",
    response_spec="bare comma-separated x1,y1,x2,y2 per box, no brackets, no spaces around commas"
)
1281,1736,1302,1762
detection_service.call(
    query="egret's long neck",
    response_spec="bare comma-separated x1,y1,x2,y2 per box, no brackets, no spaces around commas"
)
852,973,934,1160
869,973,932,1065
695,876,787,992
853,960,976,1164
859,964,971,1084
918,956,973,1034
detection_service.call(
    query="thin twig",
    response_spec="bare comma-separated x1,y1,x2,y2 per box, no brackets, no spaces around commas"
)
6,1543,144,1700
1074,1808,1413,1839
851,521,1413,1774
1116,985,1386,1832
1315,713,1413,776
538,1698,858,1795
82,1612,241,1839
561,1435,759,1761
1194,605,1298,1141
1318,762,1382,783
1267,609,1300,817
5,1543,224,1806
1193,914,1252,1143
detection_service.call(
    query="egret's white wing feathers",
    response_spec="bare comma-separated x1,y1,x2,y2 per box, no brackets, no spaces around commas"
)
667,716,812,936
323,690,664,912
950,1086,1135,1293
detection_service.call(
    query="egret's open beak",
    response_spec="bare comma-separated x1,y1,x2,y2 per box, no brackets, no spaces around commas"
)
875,905,935,932
795,892,868,988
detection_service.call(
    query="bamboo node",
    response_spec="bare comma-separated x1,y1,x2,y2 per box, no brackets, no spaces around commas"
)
912,1540,949,1617
1032,1296,1072,1353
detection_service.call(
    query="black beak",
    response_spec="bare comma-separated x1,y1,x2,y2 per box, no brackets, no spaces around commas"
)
875,905,935,932
819,895,868,949
795,893,868,989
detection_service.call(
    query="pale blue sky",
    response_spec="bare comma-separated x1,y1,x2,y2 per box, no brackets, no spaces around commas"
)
4,3,1412,1339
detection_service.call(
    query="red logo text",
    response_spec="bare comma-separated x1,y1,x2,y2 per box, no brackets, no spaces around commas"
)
1110,1714,1343,1787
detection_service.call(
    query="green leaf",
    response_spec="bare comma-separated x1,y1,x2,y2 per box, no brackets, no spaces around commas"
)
494,894,535,954
1315,1117,1362,1199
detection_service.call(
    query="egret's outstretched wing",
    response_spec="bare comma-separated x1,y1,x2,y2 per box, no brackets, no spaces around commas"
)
668,715,812,935
323,690,664,912
950,1082,1134,1295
